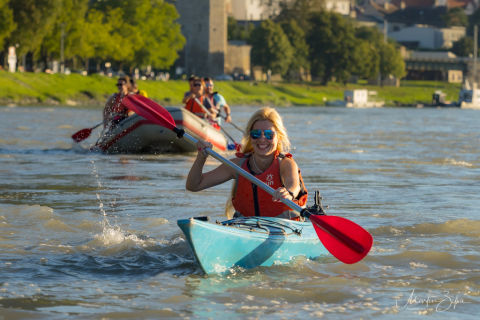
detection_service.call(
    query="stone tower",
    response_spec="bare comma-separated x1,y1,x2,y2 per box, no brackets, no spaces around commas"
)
175,0,227,77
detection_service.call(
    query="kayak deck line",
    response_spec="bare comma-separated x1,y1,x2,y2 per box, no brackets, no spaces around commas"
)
177,216,329,274
220,217,303,236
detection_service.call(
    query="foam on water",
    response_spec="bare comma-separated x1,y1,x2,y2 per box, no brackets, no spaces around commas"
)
444,158,474,167
372,218,480,237
94,225,146,247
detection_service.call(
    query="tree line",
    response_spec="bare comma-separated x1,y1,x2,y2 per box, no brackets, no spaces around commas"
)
0,0,185,73
3,0,480,83
450,8,480,57
230,0,406,84
1,0,405,84
1,0,406,84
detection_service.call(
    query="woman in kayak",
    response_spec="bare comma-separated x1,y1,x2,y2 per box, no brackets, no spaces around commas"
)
186,107,308,220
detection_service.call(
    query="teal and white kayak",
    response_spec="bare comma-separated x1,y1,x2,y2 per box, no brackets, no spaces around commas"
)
177,216,329,274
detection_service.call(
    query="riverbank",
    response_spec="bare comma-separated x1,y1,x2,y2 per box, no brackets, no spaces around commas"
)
0,70,461,107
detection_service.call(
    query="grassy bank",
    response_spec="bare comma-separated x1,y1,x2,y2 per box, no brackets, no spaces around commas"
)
0,70,462,107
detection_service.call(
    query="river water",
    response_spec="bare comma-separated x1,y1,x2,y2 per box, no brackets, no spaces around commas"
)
0,105,479,319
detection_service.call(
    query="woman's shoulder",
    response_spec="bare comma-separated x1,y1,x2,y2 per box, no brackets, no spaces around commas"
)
222,157,245,179
278,152,293,159
279,153,298,169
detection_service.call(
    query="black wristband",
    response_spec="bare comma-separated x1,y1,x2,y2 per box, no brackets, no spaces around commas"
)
286,189,295,200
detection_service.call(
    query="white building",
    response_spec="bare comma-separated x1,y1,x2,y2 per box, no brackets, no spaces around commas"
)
324,0,353,16
227,0,279,21
227,0,354,21
388,25,465,49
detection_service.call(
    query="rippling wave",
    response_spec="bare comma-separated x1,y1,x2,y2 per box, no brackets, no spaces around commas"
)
372,219,480,237
1,106,479,319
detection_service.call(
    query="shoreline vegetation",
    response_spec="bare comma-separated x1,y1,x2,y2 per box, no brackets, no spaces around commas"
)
0,71,462,108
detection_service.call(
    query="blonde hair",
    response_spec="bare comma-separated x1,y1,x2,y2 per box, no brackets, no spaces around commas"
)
225,107,290,218
240,107,291,154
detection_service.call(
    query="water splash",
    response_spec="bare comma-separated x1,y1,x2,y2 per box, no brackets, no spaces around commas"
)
90,159,107,218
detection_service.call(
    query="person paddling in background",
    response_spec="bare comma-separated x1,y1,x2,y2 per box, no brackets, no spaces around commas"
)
183,77,217,121
130,78,148,97
103,76,136,128
186,107,308,220
182,74,196,104
203,77,232,124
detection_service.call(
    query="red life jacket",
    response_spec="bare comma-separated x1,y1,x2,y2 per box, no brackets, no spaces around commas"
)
232,153,308,219
185,96,207,117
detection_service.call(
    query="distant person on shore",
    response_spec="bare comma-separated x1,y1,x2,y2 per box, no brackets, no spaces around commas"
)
183,77,217,120
103,76,135,128
203,77,232,125
130,78,148,97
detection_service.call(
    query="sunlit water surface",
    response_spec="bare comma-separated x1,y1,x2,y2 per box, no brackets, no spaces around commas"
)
0,106,479,319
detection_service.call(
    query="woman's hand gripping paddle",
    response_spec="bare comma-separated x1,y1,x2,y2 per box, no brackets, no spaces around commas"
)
71,122,103,142
122,94,373,264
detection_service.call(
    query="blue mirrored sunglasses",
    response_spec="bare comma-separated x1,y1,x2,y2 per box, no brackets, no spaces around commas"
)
250,129,275,140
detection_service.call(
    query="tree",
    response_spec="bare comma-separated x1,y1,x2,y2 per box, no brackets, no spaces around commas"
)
352,26,383,80
274,0,325,32
0,0,15,49
379,40,406,82
228,16,254,41
451,36,474,57
8,0,63,66
354,26,405,82
79,9,116,71
280,19,310,80
132,0,185,69
350,40,379,80
91,1,142,66
307,11,357,84
249,20,293,76
39,0,91,68
90,0,184,70
443,7,468,27
468,8,480,37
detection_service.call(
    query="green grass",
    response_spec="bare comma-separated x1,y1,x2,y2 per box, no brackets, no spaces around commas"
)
0,70,463,107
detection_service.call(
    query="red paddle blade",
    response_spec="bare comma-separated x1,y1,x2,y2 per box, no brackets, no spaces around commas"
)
310,215,373,264
71,128,93,142
123,95,176,130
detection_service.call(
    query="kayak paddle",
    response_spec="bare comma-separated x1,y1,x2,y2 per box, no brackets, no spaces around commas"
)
71,122,103,142
196,97,245,135
122,94,373,264
193,97,240,150
222,115,244,135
